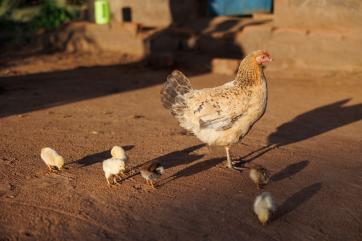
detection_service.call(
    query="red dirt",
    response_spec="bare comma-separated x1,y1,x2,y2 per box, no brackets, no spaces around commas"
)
0,53,361,241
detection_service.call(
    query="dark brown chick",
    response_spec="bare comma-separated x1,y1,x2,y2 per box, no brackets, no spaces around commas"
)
248,164,271,189
140,161,164,189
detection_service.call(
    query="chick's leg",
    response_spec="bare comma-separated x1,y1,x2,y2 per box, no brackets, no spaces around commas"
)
150,181,156,189
113,176,119,185
225,146,232,168
116,174,122,182
106,177,111,188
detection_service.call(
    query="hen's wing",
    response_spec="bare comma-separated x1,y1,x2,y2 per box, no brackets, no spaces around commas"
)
185,82,250,131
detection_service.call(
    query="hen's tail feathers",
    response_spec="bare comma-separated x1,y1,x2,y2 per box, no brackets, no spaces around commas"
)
161,70,192,115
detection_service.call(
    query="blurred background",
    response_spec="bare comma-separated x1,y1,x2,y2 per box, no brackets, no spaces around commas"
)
1,0,362,75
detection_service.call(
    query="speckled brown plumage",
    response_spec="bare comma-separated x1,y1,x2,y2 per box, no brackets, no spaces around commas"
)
161,50,272,168
248,164,271,189
235,50,269,87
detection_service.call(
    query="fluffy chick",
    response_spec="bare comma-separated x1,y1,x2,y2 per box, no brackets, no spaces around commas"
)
253,192,275,225
40,147,64,172
111,146,127,160
248,164,271,189
103,146,127,187
140,161,164,189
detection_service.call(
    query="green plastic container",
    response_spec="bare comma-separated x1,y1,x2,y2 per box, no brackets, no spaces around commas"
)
94,0,110,24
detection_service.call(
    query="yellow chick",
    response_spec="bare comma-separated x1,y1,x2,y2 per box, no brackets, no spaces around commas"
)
111,146,128,160
253,192,275,225
40,147,64,172
102,146,128,187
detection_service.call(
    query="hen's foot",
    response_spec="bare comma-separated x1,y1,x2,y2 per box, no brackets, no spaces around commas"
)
230,159,248,171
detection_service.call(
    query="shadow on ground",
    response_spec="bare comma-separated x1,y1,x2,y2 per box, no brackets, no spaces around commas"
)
274,182,322,221
238,99,362,163
0,63,171,118
133,144,205,170
160,157,224,186
68,145,134,167
271,160,309,182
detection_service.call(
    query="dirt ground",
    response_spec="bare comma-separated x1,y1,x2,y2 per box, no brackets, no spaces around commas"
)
0,53,361,241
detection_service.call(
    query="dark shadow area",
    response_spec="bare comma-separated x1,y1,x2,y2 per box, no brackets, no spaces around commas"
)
268,99,362,147
237,99,362,163
123,144,206,183
68,145,134,167
0,63,168,117
271,160,309,182
132,144,205,170
273,182,322,221
160,157,224,186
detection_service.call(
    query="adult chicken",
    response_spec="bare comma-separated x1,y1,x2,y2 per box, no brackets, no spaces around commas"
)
161,50,272,168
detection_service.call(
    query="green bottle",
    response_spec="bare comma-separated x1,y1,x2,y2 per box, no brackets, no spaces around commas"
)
94,0,110,24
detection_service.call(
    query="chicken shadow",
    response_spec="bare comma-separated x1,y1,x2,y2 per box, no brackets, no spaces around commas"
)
68,145,135,167
239,99,362,163
159,157,224,186
273,182,322,221
271,160,309,182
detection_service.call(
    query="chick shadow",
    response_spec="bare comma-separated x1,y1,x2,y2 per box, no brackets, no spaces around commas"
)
273,182,322,221
67,145,135,167
271,160,309,182
133,144,206,170
238,99,362,163
159,157,224,187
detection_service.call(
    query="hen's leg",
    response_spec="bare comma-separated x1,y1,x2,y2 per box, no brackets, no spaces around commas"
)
225,146,232,168
207,145,212,153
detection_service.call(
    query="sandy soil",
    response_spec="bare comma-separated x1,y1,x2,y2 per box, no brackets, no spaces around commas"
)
0,53,361,241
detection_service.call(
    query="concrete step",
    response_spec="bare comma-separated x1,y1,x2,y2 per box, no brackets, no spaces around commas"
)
50,21,153,57
236,25,362,70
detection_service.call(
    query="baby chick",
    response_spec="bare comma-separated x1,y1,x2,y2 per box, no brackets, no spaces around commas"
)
111,146,127,159
40,147,64,172
249,164,271,189
253,192,275,225
102,146,127,187
140,161,164,189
